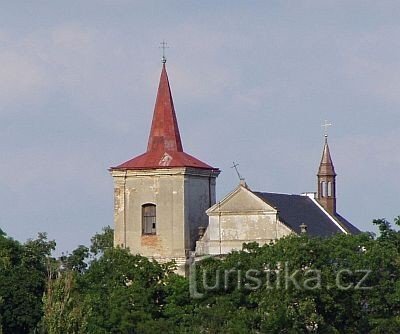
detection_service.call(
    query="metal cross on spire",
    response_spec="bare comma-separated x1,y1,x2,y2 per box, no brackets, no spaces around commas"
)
159,40,169,64
322,120,332,138
231,161,245,182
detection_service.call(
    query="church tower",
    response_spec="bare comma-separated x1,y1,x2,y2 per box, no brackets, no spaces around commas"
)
316,135,337,215
110,59,219,266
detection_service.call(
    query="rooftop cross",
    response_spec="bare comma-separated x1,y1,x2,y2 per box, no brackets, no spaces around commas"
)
231,161,245,182
322,120,332,138
159,40,169,64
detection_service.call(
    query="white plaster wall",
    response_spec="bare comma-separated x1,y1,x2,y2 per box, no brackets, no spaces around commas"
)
197,213,292,255
196,185,293,256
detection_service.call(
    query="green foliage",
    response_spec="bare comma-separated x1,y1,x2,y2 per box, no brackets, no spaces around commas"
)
182,220,400,333
79,247,175,333
89,226,113,256
60,245,89,273
41,271,87,334
2,217,400,333
0,232,55,333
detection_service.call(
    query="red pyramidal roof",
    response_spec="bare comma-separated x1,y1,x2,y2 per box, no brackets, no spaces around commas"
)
112,64,217,171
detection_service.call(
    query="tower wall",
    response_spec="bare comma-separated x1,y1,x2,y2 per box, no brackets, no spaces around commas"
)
110,63,219,270
184,169,217,251
316,177,336,214
111,168,218,262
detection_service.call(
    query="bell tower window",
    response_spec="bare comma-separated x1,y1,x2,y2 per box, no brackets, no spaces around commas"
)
320,181,326,197
142,204,156,235
327,181,332,197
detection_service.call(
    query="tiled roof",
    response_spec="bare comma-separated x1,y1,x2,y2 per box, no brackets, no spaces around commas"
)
254,192,360,236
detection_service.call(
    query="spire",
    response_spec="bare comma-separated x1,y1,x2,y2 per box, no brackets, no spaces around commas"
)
112,63,218,171
317,135,337,215
318,135,336,176
146,64,183,153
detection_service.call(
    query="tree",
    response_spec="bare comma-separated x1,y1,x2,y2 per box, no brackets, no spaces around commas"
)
89,226,113,256
79,247,175,333
183,216,400,333
4,218,400,333
41,270,87,334
0,232,55,333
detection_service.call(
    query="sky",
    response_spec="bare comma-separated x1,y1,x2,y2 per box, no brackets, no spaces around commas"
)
1,1,399,253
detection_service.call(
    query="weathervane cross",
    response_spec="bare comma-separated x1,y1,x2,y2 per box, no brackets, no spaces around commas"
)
231,161,244,181
159,40,169,64
322,120,332,137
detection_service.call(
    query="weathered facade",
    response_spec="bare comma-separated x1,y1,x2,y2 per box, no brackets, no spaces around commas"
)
196,183,293,256
110,61,219,267
110,60,359,266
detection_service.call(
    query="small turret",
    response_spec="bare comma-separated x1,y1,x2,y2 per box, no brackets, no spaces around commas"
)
317,135,337,215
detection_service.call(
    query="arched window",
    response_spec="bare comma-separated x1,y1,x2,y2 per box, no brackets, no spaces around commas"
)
142,204,156,235
327,181,332,197
320,181,326,198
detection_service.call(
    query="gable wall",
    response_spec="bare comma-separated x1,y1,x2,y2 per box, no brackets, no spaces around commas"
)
196,186,293,255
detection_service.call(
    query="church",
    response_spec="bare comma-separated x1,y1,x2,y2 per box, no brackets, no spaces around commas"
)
109,58,360,267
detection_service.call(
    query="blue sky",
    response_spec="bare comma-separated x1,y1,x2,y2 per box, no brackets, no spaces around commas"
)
1,1,399,253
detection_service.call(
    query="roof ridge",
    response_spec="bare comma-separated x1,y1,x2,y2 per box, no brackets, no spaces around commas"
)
254,191,302,196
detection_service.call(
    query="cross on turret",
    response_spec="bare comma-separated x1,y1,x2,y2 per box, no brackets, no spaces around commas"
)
159,40,169,64
322,120,332,138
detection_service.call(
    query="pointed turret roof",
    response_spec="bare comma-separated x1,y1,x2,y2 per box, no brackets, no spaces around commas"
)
318,136,336,176
146,64,183,153
112,63,218,171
